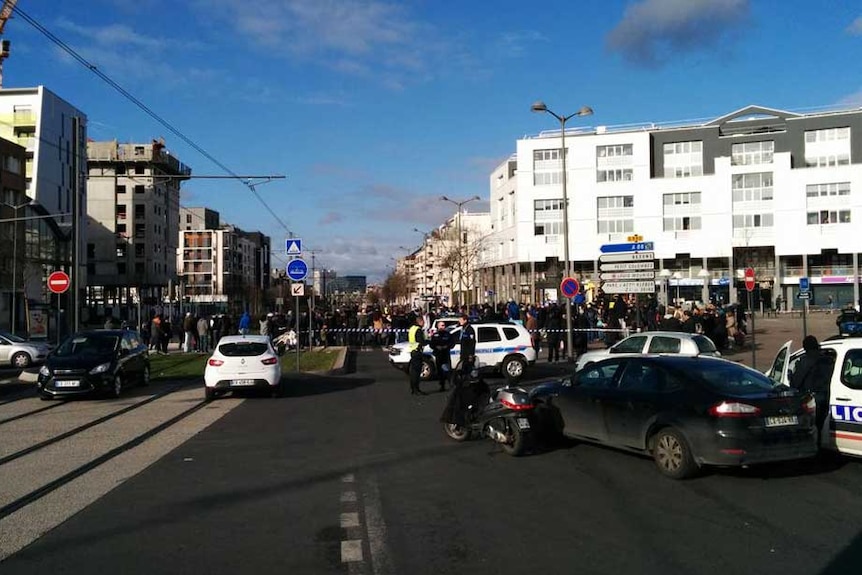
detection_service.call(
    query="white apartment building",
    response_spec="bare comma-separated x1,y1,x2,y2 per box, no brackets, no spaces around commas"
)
404,210,491,307
0,86,87,334
177,207,271,315
87,139,190,322
481,105,862,309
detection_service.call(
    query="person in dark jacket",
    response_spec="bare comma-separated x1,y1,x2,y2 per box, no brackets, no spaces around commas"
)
790,335,834,435
430,320,456,391
545,305,562,362
457,314,476,374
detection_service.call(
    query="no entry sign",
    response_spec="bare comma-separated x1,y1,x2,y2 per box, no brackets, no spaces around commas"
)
744,268,755,292
48,270,71,294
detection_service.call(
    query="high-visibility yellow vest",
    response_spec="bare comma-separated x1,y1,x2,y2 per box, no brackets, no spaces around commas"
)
408,325,422,352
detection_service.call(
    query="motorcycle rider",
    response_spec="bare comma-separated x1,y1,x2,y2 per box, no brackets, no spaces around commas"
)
430,320,456,392
407,315,428,395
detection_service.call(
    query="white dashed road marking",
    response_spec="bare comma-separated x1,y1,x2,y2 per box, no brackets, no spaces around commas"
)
340,512,360,528
341,539,364,562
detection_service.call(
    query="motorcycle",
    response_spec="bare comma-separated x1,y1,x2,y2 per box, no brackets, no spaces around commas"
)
440,371,536,456
272,328,297,355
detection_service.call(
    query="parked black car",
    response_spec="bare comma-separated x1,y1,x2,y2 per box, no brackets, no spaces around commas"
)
37,329,150,400
531,355,818,479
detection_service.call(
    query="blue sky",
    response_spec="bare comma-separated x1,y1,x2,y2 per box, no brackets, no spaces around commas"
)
6,0,862,281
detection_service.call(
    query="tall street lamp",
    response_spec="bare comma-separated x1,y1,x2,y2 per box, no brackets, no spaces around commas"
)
440,195,480,309
531,101,593,361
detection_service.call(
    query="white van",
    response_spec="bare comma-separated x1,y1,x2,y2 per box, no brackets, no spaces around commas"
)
767,336,862,457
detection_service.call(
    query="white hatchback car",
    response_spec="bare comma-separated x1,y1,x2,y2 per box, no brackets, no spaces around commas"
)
204,335,282,400
388,321,537,382
574,331,721,372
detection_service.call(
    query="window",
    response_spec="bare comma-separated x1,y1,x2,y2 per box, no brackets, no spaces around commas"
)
186,214,192,223
663,192,701,206
117,263,126,274
597,144,632,158
503,327,520,341
534,199,563,236
732,172,774,202
116,244,126,258
135,165,145,175
117,223,127,236
597,196,634,234
116,205,127,220
804,127,851,167
597,168,633,183
115,185,126,194
134,185,145,194
135,244,144,257
576,361,622,389
732,213,773,228
134,204,145,219
663,141,703,178
116,164,126,175
477,327,501,343
134,223,146,238
840,350,862,390
663,216,701,232
612,336,647,354
648,336,682,354
806,182,850,197
533,148,566,186
807,210,851,225
731,141,774,166
87,243,95,258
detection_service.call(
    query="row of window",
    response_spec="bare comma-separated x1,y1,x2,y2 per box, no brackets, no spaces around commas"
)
533,126,853,185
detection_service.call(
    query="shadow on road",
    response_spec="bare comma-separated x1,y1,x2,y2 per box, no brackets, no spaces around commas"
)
278,373,375,398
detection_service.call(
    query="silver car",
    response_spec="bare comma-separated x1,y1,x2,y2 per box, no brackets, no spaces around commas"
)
0,332,52,368
574,331,720,372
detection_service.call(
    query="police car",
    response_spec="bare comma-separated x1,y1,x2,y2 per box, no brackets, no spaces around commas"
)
387,321,537,382
767,335,862,457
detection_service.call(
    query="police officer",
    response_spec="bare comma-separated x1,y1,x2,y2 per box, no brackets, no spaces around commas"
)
407,315,428,395
790,335,834,437
430,320,455,391
457,313,476,375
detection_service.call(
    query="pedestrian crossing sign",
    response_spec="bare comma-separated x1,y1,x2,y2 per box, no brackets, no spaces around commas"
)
286,238,302,255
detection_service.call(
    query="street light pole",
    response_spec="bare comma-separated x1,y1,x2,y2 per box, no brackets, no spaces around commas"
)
440,195,480,310
531,101,593,362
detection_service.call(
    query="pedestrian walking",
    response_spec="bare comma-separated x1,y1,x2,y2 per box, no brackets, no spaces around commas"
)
238,310,251,335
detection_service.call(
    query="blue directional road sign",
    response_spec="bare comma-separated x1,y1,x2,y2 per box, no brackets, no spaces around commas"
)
799,276,810,293
599,241,654,254
286,238,302,256
286,258,308,281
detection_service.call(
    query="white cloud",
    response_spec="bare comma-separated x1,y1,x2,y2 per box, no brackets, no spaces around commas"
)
848,16,862,35
839,89,862,106
496,30,549,57
55,18,204,51
193,0,443,86
606,0,750,67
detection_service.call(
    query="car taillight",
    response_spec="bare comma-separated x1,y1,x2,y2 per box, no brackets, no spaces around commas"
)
803,395,817,415
208,359,224,367
261,357,278,365
709,401,761,417
500,398,534,411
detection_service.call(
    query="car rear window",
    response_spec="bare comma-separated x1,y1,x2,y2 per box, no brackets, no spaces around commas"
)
648,336,681,354
690,362,775,396
218,342,269,357
692,335,718,354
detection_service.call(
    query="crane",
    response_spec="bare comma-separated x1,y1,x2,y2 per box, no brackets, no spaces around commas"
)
0,0,18,88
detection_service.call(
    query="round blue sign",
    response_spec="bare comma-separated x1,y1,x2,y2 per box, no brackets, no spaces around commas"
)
286,258,308,281
573,293,585,305
560,277,580,298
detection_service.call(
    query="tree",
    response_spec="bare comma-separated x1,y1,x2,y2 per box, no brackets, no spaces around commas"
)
437,225,488,306
381,270,410,304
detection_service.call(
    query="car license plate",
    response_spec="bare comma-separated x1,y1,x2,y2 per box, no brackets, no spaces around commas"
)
516,417,530,430
765,415,798,427
232,379,255,386
55,380,80,388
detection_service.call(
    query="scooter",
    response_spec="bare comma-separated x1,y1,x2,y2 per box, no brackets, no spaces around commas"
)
440,371,536,456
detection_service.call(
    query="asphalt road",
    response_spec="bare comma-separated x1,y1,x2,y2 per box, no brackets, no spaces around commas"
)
2,340,861,575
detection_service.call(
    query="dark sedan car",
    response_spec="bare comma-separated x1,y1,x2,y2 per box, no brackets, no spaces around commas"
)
38,330,150,400
532,355,818,479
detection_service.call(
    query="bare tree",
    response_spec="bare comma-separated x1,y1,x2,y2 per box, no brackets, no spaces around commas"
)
437,227,488,306
381,270,410,304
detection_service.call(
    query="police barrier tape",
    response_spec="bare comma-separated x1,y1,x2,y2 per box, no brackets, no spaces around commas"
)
271,327,630,335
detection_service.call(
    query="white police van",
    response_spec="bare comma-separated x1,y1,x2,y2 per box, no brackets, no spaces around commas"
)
387,321,536,382
767,336,862,457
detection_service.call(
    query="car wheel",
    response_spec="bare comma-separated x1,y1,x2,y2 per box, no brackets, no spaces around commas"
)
39,392,52,401
111,375,123,399
11,352,31,369
443,423,470,442
141,365,150,387
205,387,216,402
420,357,435,381
502,356,526,382
652,428,698,479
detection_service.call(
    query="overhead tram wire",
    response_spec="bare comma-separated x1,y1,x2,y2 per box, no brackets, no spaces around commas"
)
12,6,294,236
